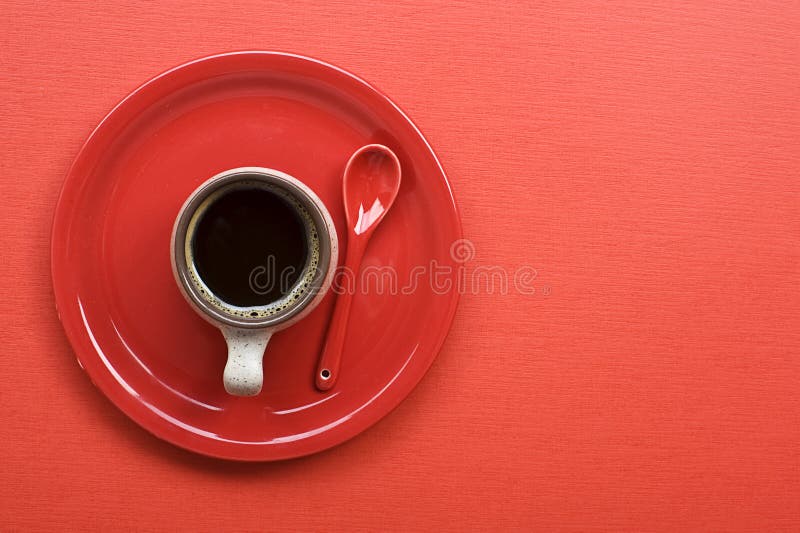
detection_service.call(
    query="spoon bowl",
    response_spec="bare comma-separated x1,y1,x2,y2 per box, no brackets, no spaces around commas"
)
343,145,402,235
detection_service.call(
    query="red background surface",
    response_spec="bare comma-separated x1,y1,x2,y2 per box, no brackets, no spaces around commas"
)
1,1,798,530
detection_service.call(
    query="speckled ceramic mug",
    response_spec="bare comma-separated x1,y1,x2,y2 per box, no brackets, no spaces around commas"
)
171,167,338,397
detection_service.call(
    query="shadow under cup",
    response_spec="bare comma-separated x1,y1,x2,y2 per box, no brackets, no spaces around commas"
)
171,168,336,330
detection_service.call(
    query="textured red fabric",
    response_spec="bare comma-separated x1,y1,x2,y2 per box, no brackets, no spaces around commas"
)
1,1,799,530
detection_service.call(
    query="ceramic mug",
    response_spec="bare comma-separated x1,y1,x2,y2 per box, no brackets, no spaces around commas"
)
171,167,338,396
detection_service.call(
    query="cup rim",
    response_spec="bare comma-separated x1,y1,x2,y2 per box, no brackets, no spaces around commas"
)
171,167,338,329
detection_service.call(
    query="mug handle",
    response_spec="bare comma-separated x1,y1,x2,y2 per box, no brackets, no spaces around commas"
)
220,326,273,396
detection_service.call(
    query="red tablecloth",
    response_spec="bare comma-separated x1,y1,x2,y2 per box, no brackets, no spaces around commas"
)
2,1,798,530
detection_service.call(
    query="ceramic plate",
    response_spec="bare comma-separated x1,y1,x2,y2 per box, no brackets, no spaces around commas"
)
51,51,461,460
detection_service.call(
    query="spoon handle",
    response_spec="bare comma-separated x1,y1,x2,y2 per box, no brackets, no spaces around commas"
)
316,236,368,391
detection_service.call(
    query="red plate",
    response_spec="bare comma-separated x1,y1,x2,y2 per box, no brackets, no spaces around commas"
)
51,51,461,461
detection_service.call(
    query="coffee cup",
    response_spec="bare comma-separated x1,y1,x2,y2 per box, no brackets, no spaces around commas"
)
171,167,338,396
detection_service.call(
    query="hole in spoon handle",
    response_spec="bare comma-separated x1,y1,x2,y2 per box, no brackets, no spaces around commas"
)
317,368,334,390
316,365,338,390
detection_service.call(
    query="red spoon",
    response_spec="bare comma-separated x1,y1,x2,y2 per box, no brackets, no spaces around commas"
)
315,144,402,391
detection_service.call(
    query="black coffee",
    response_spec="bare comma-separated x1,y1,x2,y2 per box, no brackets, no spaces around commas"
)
191,187,309,307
